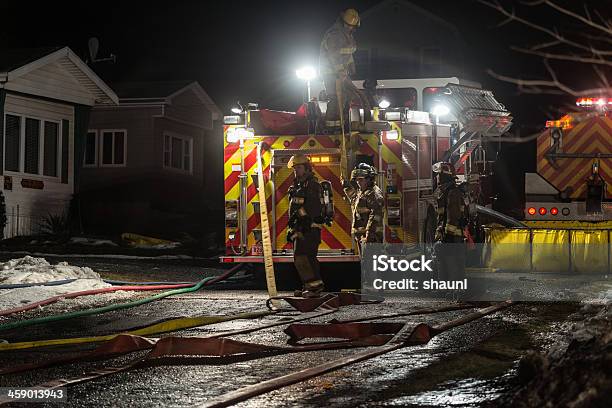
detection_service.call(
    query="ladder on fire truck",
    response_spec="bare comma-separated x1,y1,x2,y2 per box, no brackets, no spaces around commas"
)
439,84,513,172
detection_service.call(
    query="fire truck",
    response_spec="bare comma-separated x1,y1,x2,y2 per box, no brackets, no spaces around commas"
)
525,97,612,221
221,78,513,265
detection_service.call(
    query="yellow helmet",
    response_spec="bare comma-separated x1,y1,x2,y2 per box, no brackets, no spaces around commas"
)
341,8,360,27
287,154,311,169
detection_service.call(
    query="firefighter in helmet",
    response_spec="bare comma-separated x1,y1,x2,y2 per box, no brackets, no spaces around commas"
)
287,154,325,297
344,163,384,255
432,161,466,282
319,8,372,129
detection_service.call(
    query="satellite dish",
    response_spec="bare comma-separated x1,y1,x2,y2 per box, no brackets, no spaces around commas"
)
88,38,99,62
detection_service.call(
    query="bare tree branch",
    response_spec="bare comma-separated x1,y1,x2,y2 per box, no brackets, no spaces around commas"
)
530,40,562,50
577,32,612,46
478,0,612,56
592,65,610,89
487,68,612,96
511,46,612,66
540,0,612,36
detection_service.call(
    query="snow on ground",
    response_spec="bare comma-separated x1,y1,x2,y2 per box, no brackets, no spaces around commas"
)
0,256,100,284
0,256,136,313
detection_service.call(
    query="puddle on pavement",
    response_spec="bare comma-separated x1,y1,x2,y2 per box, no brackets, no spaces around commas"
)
371,303,580,407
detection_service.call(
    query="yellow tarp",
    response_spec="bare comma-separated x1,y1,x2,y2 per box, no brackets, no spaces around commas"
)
531,229,569,272
571,230,609,274
523,221,612,230
485,228,531,272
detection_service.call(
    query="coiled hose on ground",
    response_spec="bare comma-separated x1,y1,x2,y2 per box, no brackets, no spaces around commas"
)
0,263,244,332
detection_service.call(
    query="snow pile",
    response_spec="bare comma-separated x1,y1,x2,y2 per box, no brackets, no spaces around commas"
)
0,256,136,313
0,256,101,284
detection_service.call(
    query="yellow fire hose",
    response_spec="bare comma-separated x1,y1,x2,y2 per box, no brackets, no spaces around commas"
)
336,78,348,181
0,311,271,352
256,143,279,308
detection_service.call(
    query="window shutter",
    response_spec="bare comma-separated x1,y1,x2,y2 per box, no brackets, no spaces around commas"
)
61,119,69,184
4,115,20,172
24,118,40,174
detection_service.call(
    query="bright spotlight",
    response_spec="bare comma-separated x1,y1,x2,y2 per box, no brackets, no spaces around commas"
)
378,99,390,109
431,104,450,117
231,101,243,114
296,66,317,81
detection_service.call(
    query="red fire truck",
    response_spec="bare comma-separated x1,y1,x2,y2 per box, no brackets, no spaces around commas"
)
221,79,513,265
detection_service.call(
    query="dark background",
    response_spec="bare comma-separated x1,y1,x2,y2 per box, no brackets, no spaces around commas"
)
1,0,603,215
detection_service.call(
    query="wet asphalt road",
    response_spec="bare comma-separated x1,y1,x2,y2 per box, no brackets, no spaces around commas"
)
0,256,586,407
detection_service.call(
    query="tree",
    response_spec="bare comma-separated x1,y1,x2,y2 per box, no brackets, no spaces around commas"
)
478,0,611,97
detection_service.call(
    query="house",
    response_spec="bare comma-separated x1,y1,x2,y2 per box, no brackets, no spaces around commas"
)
82,80,223,238
0,47,118,238
355,0,467,80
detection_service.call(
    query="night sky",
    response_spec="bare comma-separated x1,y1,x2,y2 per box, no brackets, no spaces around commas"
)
1,0,607,212
1,1,590,116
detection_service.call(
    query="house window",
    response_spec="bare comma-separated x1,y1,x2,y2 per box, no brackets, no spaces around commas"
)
3,113,61,178
163,133,192,173
84,130,98,167
100,130,126,167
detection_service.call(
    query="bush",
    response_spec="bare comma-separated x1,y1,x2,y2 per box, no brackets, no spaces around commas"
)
39,212,70,237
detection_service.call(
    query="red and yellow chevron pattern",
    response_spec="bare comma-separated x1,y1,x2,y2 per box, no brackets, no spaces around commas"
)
537,116,612,199
223,125,407,256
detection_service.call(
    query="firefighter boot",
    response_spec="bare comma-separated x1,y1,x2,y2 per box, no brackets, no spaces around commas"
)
302,279,325,298
294,255,324,298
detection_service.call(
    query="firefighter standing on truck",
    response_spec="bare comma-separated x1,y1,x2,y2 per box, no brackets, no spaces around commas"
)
287,154,325,298
432,161,466,283
319,8,372,128
344,163,384,255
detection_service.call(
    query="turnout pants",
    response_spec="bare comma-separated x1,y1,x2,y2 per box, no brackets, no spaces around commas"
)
324,75,372,126
293,228,323,289
435,237,466,282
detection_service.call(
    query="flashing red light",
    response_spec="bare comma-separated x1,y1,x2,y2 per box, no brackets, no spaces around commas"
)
527,207,537,215
576,97,611,107
221,257,234,263
539,207,547,215
550,207,559,215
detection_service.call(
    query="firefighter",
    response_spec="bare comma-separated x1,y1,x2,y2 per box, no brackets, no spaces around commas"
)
319,8,372,129
344,163,384,255
287,154,325,297
432,161,466,283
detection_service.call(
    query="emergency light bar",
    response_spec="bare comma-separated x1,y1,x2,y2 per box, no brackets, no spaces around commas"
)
576,97,611,107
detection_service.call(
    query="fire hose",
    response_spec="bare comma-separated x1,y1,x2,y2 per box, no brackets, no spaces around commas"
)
0,298,514,407
0,263,244,332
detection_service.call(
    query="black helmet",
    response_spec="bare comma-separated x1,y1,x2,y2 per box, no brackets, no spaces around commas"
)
351,163,377,179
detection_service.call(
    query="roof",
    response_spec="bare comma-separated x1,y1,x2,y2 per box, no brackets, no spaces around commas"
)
361,0,462,37
111,80,195,99
0,46,118,105
112,80,221,120
0,47,63,72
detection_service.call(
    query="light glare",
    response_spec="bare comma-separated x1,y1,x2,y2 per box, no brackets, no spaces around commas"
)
296,66,317,81
431,104,450,117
